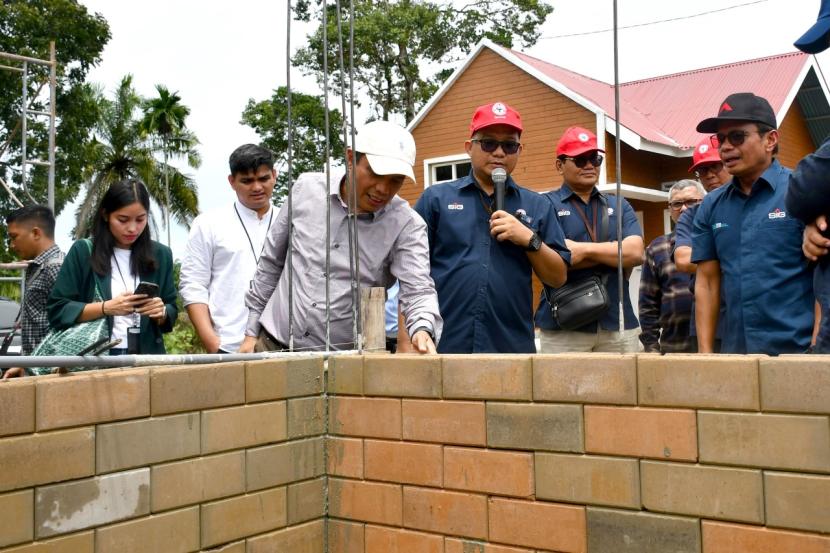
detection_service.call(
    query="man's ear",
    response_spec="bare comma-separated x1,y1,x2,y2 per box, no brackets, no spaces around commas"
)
555,159,564,174
766,129,779,153
30,226,42,241
464,140,473,156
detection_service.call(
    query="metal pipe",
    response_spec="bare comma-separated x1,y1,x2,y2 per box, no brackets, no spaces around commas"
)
48,41,56,212
0,51,55,65
322,0,333,353
21,60,27,196
286,0,295,351
347,0,363,353
613,0,625,347
0,64,24,73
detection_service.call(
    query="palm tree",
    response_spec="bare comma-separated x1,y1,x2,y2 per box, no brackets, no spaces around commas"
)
74,75,199,238
140,85,201,246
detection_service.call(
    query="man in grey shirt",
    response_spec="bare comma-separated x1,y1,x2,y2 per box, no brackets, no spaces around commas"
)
240,120,442,353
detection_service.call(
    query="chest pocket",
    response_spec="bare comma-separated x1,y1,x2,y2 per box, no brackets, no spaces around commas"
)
435,202,481,251
755,216,803,252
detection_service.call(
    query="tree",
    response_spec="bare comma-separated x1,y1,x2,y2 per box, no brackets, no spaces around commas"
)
241,86,344,204
294,0,553,123
140,85,201,246
74,75,199,238
0,0,111,217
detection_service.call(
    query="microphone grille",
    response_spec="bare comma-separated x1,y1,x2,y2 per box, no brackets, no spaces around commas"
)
491,168,507,184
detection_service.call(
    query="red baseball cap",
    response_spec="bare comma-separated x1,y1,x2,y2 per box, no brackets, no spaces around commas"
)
688,136,721,172
469,102,523,136
556,126,604,157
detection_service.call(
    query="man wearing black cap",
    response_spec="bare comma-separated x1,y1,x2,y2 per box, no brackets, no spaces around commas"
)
691,92,814,355
787,0,830,352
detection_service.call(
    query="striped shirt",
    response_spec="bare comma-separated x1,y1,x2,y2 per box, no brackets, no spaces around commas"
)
245,172,442,350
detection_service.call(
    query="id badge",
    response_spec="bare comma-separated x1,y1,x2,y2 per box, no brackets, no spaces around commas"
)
127,320,141,354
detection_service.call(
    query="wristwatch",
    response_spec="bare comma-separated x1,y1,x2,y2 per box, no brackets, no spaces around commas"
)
525,231,542,252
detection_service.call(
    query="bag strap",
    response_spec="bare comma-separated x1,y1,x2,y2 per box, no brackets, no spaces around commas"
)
83,239,105,302
567,196,599,243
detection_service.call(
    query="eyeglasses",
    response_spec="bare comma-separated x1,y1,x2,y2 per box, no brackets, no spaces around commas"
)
560,153,603,169
711,130,762,148
668,198,703,211
694,162,724,178
471,138,521,155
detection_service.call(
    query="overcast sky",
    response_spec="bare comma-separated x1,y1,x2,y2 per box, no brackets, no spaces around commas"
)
63,0,828,257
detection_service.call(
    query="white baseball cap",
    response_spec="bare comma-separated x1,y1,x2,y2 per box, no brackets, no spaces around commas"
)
353,120,416,181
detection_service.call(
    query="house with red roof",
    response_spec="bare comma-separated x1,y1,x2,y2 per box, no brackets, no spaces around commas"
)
402,39,830,243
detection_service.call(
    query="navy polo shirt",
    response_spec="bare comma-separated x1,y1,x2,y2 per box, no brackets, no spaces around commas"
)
691,159,813,354
414,173,570,353
534,185,642,332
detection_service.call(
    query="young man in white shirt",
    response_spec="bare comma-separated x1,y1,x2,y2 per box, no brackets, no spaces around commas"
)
180,144,276,353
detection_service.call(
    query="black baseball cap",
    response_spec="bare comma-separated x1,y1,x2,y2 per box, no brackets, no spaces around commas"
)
696,93,777,133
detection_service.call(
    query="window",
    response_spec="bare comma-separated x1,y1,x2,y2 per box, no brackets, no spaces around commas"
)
423,154,471,188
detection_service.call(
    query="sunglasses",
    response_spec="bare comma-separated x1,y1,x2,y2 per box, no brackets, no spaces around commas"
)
711,130,762,148
668,198,702,211
471,138,521,155
561,153,603,169
694,162,724,178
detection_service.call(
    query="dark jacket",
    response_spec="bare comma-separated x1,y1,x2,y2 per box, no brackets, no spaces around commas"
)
47,239,178,354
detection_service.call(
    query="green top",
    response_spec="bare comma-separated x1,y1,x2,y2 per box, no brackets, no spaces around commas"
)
47,239,178,354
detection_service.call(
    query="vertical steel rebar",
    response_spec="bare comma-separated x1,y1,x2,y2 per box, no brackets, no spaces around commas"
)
613,0,625,348
20,61,27,196
347,0,363,353
286,0,296,351
322,2,333,352
47,41,56,212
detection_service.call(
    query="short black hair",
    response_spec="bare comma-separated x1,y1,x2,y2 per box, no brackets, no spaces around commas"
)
757,123,779,156
229,144,275,176
6,205,56,238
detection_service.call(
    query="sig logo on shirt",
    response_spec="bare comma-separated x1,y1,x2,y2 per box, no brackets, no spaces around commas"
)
447,202,464,211
557,209,571,216
768,208,787,219
712,222,730,231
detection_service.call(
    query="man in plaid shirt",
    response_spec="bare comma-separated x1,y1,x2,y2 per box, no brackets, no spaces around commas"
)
639,180,704,353
6,206,64,355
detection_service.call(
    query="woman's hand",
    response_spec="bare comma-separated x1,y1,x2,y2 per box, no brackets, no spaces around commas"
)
104,291,148,317
134,296,166,324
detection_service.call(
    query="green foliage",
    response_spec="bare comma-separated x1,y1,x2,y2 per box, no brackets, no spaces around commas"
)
163,260,204,354
241,86,344,203
294,0,553,122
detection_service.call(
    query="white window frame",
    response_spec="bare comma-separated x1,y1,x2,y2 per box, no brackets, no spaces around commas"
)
423,153,471,188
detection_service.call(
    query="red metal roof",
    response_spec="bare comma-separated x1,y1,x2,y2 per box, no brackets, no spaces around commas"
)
505,48,811,150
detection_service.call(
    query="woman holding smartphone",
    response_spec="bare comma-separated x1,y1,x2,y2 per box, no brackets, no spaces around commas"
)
47,179,178,355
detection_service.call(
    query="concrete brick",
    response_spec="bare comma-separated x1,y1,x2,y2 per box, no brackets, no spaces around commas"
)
586,507,700,553
35,369,149,431
287,396,325,439
364,355,442,398
584,406,697,461
0,378,34,437
151,362,245,415
200,487,287,548
765,471,830,533
0,532,94,553
445,539,532,553
535,453,640,509
246,437,324,491
702,520,830,553
329,478,402,526
638,354,759,410
329,397,401,439
287,477,325,525
444,447,533,497
327,355,363,395
96,413,200,473
760,356,830,414
365,439,443,487
95,506,199,553
35,468,150,538
201,401,286,454
489,497,586,552
641,461,764,523
533,354,636,404
0,490,33,547
200,542,244,553
365,525,443,553
402,400,486,446
443,355,531,400
327,436,363,478
487,403,583,452
247,519,324,553
698,411,830,472
328,519,365,553
151,451,245,512
402,486,487,540
245,356,323,402
0,427,94,492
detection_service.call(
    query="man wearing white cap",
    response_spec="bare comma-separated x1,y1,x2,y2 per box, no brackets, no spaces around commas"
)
240,120,442,353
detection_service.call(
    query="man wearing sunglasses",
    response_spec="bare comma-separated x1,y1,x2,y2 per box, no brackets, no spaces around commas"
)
414,102,570,353
534,126,644,353
691,92,813,355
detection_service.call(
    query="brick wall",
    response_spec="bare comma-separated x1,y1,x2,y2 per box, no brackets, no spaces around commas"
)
2,353,828,552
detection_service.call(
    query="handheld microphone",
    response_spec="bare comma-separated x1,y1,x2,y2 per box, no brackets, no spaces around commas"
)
492,168,507,212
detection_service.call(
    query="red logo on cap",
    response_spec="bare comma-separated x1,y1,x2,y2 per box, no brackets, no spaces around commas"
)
720,102,733,112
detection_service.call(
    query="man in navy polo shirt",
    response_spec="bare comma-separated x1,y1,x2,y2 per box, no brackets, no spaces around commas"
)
534,126,644,353
691,92,813,354
414,102,570,353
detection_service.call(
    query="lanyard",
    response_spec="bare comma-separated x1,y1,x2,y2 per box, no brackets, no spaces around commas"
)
234,204,274,264
113,253,139,326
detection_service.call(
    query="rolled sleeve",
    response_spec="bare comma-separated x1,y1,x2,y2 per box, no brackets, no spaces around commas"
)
244,199,289,337
179,216,212,306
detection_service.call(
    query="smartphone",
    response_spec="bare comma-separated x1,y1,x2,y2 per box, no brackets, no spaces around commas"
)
134,281,159,297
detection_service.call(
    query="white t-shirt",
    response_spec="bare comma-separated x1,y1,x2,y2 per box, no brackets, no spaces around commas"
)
110,248,138,346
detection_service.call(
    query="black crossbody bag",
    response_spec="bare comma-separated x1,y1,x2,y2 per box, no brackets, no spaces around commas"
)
544,194,610,330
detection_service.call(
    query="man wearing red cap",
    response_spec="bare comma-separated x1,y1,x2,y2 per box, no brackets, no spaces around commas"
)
534,126,644,353
414,102,570,353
